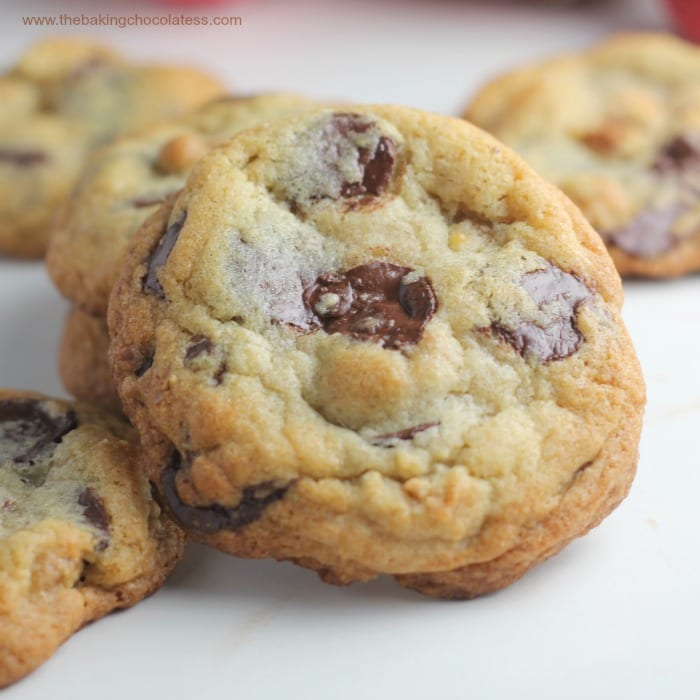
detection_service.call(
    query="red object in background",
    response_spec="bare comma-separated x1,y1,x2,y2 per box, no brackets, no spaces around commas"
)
665,0,700,43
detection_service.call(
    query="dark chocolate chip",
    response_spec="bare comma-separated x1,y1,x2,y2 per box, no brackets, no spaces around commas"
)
0,149,48,166
212,362,226,386
371,422,439,447
78,487,110,533
603,205,681,258
319,113,398,199
131,195,166,209
653,133,700,174
490,266,591,362
0,399,78,471
142,211,187,298
359,136,397,196
302,262,437,350
160,453,292,534
605,132,700,257
185,335,214,360
135,351,154,377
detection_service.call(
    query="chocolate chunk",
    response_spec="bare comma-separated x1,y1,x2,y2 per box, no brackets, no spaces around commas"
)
315,113,398,200
185,335,214,360
302,262,437,349
135,351,154,377
490,266,591,362
0,149,48,166
603,205,680,258
0,400,78,470
131,195,167,209
606,132,700,257
653,133,700,174
142,211,187,298
78,487,110,533
160,453,292,534
212,362,226,385
372,422,439,447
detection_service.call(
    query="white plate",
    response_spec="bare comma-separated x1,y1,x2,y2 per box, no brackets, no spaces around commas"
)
2,1,699,698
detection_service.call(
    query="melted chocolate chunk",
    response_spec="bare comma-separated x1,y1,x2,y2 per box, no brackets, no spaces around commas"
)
0,149,48,166
185,335,214,360
302,262,437,349
142,211,187,298
371,422,439,447
604,133,700,257
490,266,591,362
78,487,110,533
603,205,681,258
0,400,78,469
161,454,292,534
320,113,398,199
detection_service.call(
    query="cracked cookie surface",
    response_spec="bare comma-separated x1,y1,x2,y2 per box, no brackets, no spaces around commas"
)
0,37,223,257
47,93,326,315
108,105,645,599
0,390,184,687
464,33,700,278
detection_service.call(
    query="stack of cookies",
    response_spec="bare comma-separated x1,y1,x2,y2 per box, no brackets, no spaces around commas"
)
11,32,697,686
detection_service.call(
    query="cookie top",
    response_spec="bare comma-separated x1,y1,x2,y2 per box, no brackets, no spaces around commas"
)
464,33,700,278
47,93,327,316
0,390,184,687
0,37,224,257
109,106,644,587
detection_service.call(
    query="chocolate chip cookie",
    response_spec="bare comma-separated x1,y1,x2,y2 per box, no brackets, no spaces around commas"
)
464,33,700,278
108,106,645,599
59,308,121,414
47,93,326,316
0,390,184,687
0,37,224,257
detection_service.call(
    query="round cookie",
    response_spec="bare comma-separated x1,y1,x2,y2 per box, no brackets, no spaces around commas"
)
59,308,121,414
108,106,645,599
47,93,327,316
0,37,224,258
464,33,700,278
0,391,184,687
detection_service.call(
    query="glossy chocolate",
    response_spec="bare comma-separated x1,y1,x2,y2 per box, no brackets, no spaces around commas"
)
161,454,291,534
491,265,591,362
321,113,397,199
303,262,437,349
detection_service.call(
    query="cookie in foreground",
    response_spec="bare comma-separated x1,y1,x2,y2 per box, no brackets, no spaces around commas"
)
465,33,700,278
0,391,184,687
0,36,223,257
108,106,645,599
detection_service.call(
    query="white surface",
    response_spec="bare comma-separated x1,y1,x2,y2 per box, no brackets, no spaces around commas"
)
2,0,699,698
